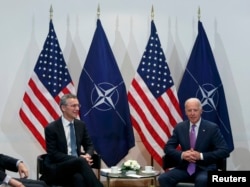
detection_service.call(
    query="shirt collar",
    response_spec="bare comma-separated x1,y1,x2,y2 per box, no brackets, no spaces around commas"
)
61,116,74,127
189,118,201,129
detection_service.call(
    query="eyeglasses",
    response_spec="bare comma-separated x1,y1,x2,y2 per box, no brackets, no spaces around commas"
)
65,104,81,108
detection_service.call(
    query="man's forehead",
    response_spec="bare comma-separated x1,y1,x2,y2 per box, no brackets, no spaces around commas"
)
186,104,200,110
67,98,78,103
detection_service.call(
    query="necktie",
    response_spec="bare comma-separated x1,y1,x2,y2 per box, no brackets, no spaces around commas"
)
69,123,78,157
187,124,196,175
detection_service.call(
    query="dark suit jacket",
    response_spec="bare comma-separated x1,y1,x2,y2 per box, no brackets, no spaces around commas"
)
0,154,18,182
164,119,230,171
44,117,94,174
0,154,48,187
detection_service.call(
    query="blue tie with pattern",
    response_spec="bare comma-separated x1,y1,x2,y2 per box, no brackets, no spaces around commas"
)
187,124,196,175
69,123,78,157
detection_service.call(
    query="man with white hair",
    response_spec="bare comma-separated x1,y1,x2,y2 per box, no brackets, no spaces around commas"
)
158,97,230,187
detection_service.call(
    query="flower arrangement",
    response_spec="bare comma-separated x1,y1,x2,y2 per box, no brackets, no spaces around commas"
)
121,159,141,172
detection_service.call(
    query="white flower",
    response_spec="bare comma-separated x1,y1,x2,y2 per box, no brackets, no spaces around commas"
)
122,160,140,171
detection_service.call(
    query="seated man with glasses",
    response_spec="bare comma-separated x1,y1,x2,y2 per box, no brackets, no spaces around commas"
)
43,93,103,187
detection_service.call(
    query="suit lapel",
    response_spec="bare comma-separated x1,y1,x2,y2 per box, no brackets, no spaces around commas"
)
195,120,206,149
184,121,191,149
73,120,80,153
57,119,68,153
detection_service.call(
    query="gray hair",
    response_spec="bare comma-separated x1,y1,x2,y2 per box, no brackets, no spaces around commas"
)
59,93,78,108
184,97,202,110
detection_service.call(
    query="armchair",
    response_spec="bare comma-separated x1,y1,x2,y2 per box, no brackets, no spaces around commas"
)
161,154,227,187
37,153,101,187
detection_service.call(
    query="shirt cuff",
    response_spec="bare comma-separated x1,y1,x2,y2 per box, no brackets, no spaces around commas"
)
3,175,11,184
16,160,23,168
200,153,204,160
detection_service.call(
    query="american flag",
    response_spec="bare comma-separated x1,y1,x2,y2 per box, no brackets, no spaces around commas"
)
19,20,75,149
128,20,183,165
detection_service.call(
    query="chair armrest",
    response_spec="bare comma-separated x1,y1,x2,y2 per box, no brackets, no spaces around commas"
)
216,158,227,171
91,153,101,169
162,154,180,170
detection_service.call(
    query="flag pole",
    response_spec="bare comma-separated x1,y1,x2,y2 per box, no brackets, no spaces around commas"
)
198,6,201,20
150,5,155,187
50,5,53,20
97,3,100,19
151,5,154,20
150,4,155,168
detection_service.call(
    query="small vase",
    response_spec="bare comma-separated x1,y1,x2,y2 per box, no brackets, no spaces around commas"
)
125,170,137,175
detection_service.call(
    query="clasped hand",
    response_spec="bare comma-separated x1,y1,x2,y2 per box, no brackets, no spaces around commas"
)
183,148,200,163
80,154,93,165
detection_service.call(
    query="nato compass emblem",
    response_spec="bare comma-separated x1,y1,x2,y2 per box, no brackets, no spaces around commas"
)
195,83,221,113
84,82,120,116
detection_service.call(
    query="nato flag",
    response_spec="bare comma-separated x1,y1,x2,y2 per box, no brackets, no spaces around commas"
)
77,19,135,167
178,21,234,152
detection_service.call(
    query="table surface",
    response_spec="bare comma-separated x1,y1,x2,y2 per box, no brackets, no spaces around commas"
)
100,168,160,179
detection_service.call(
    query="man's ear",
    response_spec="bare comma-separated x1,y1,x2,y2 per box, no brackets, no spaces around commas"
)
61,105,66,112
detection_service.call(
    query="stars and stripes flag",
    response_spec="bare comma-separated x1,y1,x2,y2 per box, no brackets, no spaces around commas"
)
19,20,75,150
128,20,183,165
178,20,234,152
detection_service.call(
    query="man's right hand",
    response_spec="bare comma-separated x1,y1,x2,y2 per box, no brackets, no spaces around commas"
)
80,154,93,166
182,149,200,163
8,178,25,187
